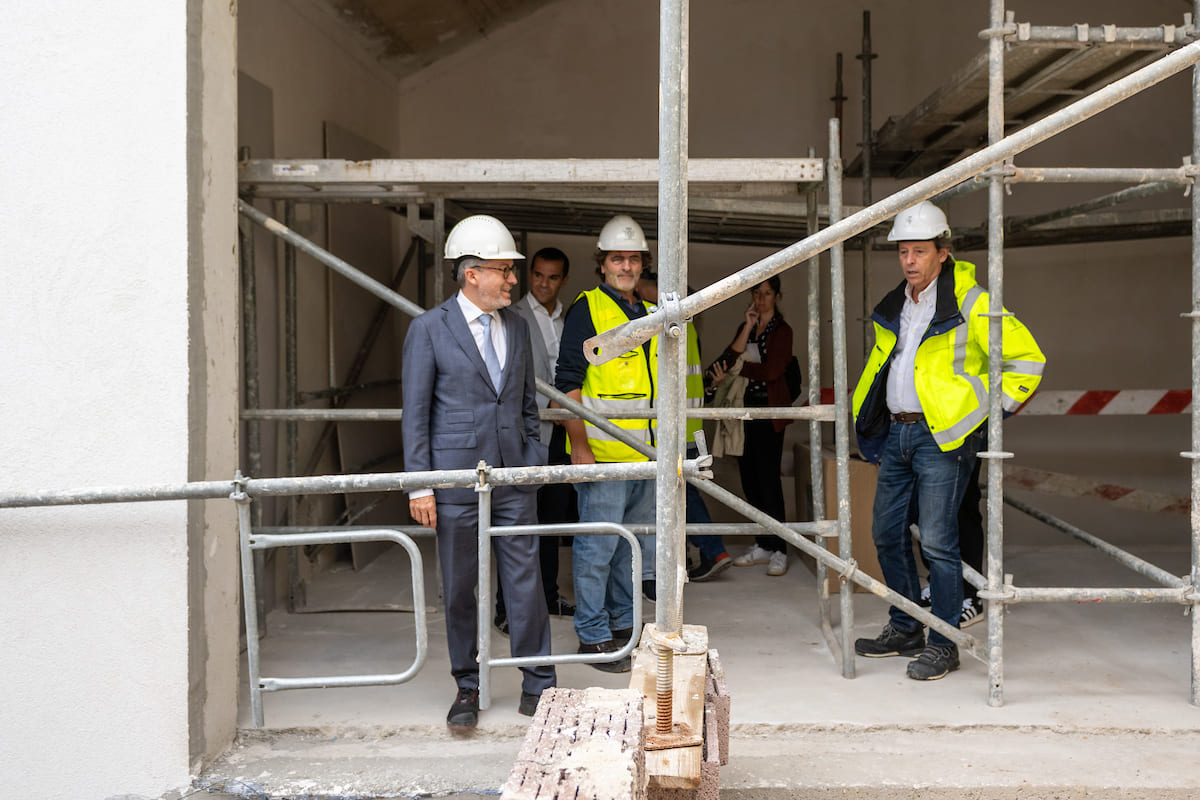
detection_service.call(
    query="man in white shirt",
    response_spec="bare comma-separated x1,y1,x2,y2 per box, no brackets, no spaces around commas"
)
402,215,554,728
851,201,1044,681
494,248,577,633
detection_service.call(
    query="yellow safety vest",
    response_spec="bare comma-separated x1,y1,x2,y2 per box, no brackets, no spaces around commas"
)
685,321,704,447
576,287,659,463
852,259,1045,458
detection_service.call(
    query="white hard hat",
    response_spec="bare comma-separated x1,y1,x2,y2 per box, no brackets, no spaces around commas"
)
444,214,524,260
597,214,649,252
887,201,952,242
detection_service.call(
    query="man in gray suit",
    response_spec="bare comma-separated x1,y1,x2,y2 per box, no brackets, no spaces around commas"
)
402,214,555,729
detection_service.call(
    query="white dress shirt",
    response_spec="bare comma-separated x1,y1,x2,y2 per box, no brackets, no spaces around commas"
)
457,291,506,370
886,278,938,415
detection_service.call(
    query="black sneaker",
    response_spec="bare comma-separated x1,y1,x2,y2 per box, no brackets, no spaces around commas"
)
854,623,925,658
518,691,541,717
547,596,576,617
612,627,635,647
906,643,960,681
959,597,985,628
688,552,733,582
578,640,631,673
446,687,479,729
642,579,656,601
493,612,509,636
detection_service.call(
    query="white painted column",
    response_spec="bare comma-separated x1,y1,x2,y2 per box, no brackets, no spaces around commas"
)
0,1,239,795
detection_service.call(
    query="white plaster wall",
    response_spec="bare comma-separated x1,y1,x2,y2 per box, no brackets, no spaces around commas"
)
0,2,193,796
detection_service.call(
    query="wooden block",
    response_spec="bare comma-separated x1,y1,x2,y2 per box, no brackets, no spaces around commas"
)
629,624,709,790
502,687,646,800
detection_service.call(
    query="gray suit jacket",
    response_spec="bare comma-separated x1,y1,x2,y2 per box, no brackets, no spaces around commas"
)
402,294,548,505
512,295,558,444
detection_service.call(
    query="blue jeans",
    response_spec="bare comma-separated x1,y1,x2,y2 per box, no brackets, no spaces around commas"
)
573,478,655,645
871,420,983,647
685,480,725,560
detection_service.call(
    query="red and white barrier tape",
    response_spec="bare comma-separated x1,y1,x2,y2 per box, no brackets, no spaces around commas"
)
814,389,1192,415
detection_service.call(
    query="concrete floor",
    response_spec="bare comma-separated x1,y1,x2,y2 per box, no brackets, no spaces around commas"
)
200,492,1200,799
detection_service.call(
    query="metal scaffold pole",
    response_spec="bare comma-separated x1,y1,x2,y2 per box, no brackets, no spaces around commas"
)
655,0,688,736
983,0,1011,709
828,118,855,678
1190,0,1200,708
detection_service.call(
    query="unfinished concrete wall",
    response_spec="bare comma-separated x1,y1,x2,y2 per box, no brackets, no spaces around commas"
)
189,0,242,774
0,1,199,796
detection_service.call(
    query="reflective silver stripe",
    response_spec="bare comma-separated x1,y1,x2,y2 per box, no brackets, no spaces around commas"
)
933,405,987,448
581,395,652,442
1001,392,1024,413
583,395,651,413
687,364,702,374
930,285,988,449
686,397,703,408
1002,359,1045,375
583,424,651,444
952,288,988,427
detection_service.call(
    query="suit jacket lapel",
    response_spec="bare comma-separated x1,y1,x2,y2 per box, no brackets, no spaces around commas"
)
498,306,521,392
440,298,495,392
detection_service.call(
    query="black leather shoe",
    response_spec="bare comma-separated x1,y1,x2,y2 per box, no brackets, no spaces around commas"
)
642,579,656,601
547,595,576,616
446,687,479,729
612,627,635,647
518,691,541,717
493,611,509,636
578,640,631,673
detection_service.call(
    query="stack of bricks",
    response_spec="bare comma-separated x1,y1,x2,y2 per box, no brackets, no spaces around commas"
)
501,687,646,800
647,650,730,800
501,649,731,800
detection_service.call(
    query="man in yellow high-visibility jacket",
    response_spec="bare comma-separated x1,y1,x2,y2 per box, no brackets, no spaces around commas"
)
555,214,658,674
851,201,1045,681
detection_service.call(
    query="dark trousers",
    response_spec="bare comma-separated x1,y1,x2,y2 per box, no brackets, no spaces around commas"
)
438,491,555,695
738,418,787,553
497,425,576,616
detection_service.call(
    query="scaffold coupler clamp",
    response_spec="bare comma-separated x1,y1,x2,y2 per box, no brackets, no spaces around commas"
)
474,460,493,494
659,291,685,340
977,583,1017,602
838,557,858,586
230,470,249,505
1182,156,1195,198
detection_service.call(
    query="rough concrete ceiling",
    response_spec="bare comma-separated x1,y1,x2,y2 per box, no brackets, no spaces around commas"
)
317,0,561,79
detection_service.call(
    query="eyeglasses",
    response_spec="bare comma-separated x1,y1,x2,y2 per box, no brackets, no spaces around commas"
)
469,264,517,278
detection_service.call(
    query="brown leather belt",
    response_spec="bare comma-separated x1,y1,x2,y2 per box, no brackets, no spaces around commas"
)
891,412,925,424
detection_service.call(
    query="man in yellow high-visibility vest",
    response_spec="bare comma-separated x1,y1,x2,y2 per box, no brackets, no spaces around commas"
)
852,201,1045,681
555,214,657,674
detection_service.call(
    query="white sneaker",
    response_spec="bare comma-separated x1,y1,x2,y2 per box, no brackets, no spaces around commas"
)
733,545,772,566
959,597,985,628
766,550,789,576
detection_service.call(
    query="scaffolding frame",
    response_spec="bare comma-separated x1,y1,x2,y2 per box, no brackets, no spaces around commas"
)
4,3,1200,727
237,5,1200,709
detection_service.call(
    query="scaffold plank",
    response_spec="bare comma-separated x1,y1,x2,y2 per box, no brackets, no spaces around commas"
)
847,41,1170,179
238,157,825,201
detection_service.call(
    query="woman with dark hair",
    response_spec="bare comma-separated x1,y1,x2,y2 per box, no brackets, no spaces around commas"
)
707,276,794,576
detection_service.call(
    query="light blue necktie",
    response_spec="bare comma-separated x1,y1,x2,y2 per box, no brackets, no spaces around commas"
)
478,313,503,390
